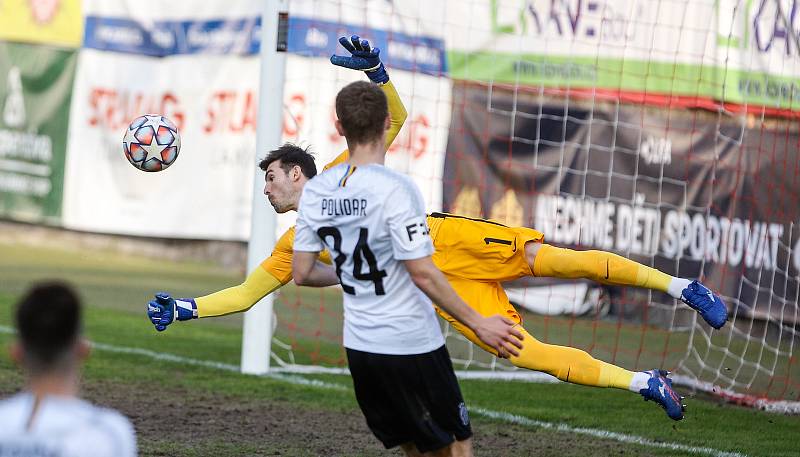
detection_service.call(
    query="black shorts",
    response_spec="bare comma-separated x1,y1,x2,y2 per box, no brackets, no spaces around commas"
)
346,345,472,453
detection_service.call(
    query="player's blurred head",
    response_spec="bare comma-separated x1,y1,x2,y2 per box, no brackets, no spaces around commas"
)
335,81,389,147
13,281,85,376
259,143,317,213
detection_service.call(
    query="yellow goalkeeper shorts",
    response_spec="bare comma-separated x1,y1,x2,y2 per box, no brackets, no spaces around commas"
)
428,212,544,282
433,276,521,355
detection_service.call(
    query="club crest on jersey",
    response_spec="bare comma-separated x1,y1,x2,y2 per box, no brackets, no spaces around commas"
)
321,198,367,216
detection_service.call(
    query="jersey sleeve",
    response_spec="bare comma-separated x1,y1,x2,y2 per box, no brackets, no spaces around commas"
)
259,226,333,282
385,178,434,260
383,80,408,148
294,189,324,252
322,80,407,172
194,224,332,317
259,226,297,284
195,266,283,317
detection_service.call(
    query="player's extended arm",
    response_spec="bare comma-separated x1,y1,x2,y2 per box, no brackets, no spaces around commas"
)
324,35,408,171
145,267,282,331
382,80,407,148
146,226,325,331
195,267,282,317
292,251,340,287
403,256,524,357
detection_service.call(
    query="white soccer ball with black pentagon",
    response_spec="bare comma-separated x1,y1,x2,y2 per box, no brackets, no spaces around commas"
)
122,114,181,172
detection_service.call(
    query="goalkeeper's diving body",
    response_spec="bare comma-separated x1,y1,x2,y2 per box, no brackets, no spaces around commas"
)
148,35,729,422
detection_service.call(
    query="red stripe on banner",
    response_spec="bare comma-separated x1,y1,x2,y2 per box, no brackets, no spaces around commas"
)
459,80,800,120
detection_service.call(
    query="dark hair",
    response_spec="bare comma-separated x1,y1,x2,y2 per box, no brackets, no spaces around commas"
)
335,81,388,146
258,143,318,179
16,281,82,367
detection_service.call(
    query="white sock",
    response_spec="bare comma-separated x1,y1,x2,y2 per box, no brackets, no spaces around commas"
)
667,277,692,299
629,371,651,392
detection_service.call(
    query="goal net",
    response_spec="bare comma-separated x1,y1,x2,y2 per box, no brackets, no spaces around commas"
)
268,0,800,412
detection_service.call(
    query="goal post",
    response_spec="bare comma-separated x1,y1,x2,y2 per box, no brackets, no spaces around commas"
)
241,0,289,375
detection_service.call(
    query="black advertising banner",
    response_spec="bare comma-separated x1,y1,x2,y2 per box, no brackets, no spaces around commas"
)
444,81,800,324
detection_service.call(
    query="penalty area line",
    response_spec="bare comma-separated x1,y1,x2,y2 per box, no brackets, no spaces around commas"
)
0,326,747,457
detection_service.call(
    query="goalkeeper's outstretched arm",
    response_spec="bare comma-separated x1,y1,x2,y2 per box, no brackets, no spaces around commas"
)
146,261,285,331
146,225,305,330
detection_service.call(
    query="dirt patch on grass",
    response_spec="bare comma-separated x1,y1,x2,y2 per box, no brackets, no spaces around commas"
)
81,380,384,456
2,375,656,456
91,380,654,456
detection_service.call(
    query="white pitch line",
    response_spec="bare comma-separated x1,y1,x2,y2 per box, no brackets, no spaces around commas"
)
0,326,347,391
471,408,747,457
0,326,746,457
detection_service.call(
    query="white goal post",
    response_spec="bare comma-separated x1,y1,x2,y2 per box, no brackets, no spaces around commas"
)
241,0,288,375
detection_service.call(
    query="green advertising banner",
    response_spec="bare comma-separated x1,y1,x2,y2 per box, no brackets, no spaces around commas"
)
0,42,77,223
447,0,800,113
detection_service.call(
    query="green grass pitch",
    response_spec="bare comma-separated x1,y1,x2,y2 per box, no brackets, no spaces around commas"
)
0,241,797,456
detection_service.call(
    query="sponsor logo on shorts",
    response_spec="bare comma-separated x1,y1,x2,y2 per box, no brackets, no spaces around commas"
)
458,402,469,426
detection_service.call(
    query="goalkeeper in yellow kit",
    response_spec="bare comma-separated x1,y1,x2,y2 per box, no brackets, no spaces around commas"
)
148,35,729,421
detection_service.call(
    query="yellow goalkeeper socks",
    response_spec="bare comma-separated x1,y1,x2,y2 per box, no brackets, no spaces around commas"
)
532,244,683,295
509,327,637,391
598,363,637,391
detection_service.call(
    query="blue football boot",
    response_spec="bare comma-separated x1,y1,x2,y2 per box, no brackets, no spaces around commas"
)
680,280,728,329
640,369,685,421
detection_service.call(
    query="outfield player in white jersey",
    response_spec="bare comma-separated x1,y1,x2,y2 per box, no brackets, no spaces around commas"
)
292,77,524,456
0,282,137,457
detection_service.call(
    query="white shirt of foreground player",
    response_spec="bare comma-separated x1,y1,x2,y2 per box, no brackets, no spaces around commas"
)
295,163,444,355
0,393,137,457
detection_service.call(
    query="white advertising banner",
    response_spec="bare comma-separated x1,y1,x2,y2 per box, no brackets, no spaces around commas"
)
62,49,259,239
63,0,262,240
63,0,451,240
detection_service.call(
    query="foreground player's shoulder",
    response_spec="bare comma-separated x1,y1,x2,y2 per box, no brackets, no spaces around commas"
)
77,416,136,457
60,400,137,457
90,405,136,441
0,394,26,428
375,167,423,203
304,164,346,196
316,163,349,185
365,165,414,191
364,167,425,218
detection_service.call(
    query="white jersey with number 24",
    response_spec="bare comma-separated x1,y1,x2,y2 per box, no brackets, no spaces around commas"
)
294,163,444,355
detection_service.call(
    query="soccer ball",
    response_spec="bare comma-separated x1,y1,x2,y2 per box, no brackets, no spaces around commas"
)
122,115,181,172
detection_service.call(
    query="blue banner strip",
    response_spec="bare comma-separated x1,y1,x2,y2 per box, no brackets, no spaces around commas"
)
83,16,260,57
286,17,447,76
83,15,447,76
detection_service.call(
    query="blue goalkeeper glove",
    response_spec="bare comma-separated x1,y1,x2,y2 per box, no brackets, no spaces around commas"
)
147,292,197,332
330,34,389,84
